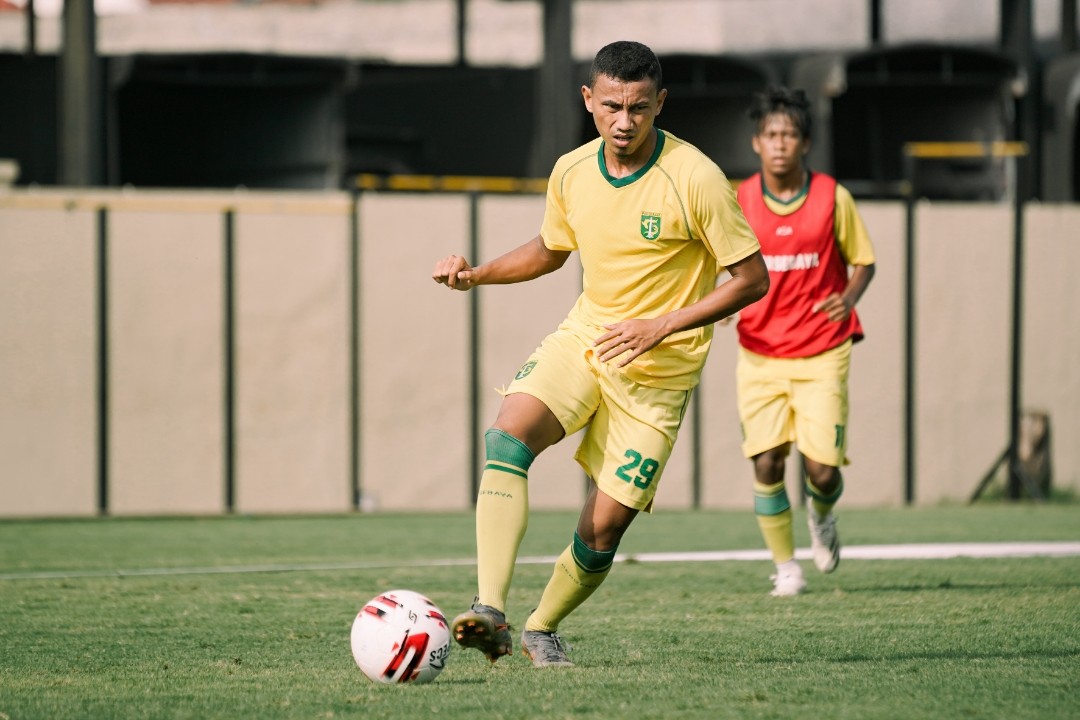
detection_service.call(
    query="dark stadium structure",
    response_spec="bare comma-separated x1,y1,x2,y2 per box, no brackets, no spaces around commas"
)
0,0,1077,200
792,45,1023,200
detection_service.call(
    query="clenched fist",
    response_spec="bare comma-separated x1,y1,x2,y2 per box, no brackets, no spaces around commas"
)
432,255,478,291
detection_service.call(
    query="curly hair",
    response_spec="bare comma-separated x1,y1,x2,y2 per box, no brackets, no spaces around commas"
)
748,85,813,139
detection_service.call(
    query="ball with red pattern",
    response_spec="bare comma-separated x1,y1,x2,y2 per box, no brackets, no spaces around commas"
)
350,589,451,684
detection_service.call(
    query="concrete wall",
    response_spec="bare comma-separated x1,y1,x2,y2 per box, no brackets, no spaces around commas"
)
358,193,472,512
1024,206,1080,492
108,204,224,515
233,203,352,513
0,201,97,516
1,189,1077,517
1,0,1072,63
914,204,1014,502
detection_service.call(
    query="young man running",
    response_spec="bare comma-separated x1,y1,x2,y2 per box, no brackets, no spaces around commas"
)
734,86,876,596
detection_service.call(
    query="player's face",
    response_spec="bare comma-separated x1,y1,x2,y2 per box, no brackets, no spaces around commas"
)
752,112,810,180
582,74,667,162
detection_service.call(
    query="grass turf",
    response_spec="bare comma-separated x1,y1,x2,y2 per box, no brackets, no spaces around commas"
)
1,504,1078,719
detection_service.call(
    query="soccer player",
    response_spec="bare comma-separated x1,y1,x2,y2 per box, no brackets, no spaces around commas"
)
431,41,768,667
733,85,876,597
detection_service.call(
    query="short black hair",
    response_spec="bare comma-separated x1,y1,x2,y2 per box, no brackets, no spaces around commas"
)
748,85,813,139
589,41,663,90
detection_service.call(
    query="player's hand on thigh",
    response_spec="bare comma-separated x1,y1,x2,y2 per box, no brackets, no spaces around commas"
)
594,318,666,367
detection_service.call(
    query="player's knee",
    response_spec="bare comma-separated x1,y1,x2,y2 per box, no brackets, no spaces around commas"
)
491,393,563,451
753,447,788,484
805,463,841,496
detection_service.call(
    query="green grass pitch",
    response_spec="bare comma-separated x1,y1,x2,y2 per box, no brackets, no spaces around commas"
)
1,504,1078,719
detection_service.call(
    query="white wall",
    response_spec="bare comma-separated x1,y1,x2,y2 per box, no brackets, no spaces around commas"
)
1,189,1077,516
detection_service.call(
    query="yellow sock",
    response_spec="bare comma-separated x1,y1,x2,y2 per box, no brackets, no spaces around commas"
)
475,429,533,612
757,510,795,564
525,535,614,632
754,481,794,564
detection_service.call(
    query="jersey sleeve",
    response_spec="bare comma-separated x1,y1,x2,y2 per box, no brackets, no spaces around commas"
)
691,165,760,267
834,183,876,266
539,164,577,252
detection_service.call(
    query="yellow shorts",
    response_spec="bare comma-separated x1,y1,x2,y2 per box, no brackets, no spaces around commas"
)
504,317,692,512
735,341,852,467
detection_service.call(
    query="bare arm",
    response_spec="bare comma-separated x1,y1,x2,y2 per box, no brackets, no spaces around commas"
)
595,250,771,366
812,263,875,322
432,235,571,291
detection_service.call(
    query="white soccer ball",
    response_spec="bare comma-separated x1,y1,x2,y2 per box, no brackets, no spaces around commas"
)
350,589,452,684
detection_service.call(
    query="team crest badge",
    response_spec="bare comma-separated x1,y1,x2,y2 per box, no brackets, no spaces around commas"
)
640,212,661,241
515,361,537,380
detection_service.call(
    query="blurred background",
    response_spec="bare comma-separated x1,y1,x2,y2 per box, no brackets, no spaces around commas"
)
0,0,1077,200
0,1,1077,518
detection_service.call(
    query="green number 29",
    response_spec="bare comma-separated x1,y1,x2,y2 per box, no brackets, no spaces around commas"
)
615,449,660,490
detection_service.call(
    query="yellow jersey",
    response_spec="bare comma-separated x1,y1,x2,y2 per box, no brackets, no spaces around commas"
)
540,129,760,390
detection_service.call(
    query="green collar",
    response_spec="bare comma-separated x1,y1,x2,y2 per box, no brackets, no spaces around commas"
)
598,129,666,187
761,170,811,205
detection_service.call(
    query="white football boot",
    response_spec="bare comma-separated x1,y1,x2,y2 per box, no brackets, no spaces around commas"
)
769,560,807,597
808,512,841,573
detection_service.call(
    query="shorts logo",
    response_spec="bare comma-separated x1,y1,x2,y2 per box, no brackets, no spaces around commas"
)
515,361,537,380
640,212,661,241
